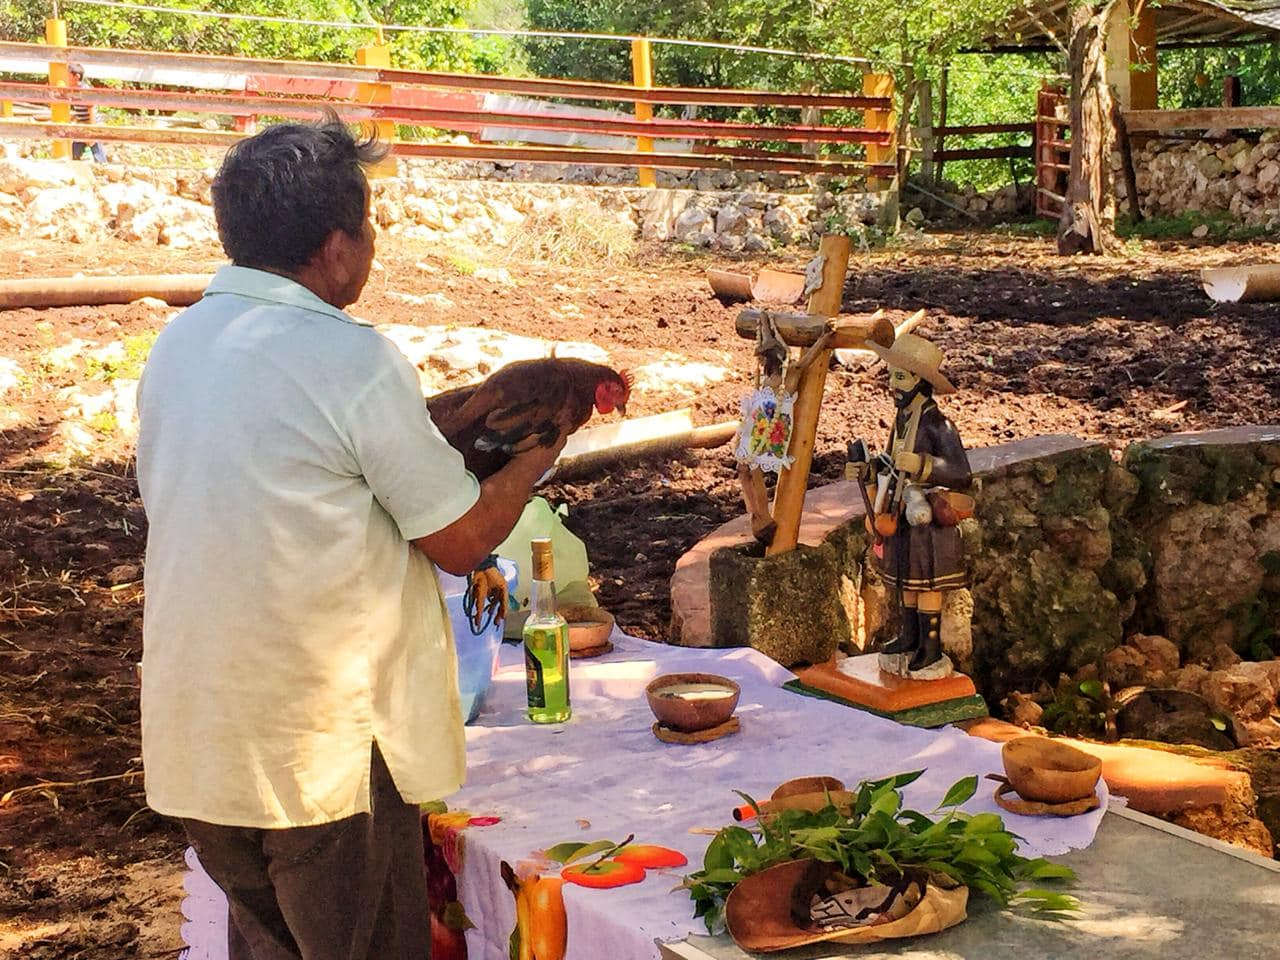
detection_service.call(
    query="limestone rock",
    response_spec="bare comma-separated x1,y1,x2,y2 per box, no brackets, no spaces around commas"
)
674,206,713,245
714,204,749,236
708,542,843,667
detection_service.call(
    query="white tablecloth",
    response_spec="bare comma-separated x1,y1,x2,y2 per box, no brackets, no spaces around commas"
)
181,632,1107,960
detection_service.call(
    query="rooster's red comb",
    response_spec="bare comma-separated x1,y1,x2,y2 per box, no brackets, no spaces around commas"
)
620,369,634,391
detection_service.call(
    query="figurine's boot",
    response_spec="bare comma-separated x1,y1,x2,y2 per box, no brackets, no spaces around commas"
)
881,607,919,656
908,610,944,673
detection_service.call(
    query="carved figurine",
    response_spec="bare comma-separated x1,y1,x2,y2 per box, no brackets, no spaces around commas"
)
846,334,973,680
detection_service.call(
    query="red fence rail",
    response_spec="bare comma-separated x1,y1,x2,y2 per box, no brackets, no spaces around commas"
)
0,40,897,178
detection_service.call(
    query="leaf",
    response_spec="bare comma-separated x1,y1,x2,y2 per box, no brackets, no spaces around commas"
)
1023,860,1077,882
540,841,591,864
1079,679,1105,700
697,868,745,885
541,839,621,864
937,775,979,809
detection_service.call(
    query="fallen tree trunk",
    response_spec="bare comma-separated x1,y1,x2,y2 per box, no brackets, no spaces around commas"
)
0,274,213,310
550,421,740,480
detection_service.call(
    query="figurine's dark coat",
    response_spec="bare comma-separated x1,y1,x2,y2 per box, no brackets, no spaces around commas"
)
877,399,972,592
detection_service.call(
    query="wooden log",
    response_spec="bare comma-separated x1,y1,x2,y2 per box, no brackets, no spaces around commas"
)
1201,264,1280,303
1124,105,1280,133
735,309,895,349
0,274,212,310
550,420,739,480
767,234,851,556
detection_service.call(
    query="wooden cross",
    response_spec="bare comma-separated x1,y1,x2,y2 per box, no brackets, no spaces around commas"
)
733,235,896,556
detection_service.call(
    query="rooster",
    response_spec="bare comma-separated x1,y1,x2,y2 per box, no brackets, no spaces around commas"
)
425,357,631,480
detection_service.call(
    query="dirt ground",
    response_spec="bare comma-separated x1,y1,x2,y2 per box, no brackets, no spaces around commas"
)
2,228,1280,957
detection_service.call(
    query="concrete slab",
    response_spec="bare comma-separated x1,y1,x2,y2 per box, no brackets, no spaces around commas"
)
661,806,1280,960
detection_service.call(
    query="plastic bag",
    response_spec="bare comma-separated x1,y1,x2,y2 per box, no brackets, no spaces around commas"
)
495,496,592,619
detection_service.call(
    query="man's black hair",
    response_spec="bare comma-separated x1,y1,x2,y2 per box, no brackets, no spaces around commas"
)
211,112,389,273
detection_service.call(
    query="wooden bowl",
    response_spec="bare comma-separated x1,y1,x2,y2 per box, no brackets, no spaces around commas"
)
646,672,740,734
1002,737,1102,804
559,604,615,653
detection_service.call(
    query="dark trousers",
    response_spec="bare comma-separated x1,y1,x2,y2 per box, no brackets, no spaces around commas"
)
182,745,431,960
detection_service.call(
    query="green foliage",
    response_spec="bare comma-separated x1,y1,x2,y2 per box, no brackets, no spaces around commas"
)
1115,210,1280,242
1,0,511,73
683,771,1078,934
1040,676,1110,738
1159,44,1280,110
85,332,158,383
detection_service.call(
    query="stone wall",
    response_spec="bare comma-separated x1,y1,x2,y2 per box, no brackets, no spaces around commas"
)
1121,133,1280,224
702,428,1280,738
0,153,890,253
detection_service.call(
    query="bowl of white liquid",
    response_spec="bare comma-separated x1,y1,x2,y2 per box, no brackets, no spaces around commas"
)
645,672,741,733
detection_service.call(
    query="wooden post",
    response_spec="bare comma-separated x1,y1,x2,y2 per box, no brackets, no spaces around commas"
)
766,235,852,556
1223,76,1242,108
355,42,397,178
1129,0,1158,112
863,73,896,191
936,67,949,186
631,38,656,188
918,78,935,187
46,18,70,160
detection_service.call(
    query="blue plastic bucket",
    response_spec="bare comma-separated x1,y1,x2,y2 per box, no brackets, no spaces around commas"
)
439,558,518,724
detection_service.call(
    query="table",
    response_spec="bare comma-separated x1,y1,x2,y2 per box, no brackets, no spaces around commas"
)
180,632,1109,960
663,806,1280,960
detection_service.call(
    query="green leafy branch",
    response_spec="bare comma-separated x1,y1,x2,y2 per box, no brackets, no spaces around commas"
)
683,771,1078,934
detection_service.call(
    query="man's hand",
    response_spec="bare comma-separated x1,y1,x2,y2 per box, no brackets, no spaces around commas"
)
414,436,568,575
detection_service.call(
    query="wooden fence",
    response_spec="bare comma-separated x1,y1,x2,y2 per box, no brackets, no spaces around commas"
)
0,30,898,181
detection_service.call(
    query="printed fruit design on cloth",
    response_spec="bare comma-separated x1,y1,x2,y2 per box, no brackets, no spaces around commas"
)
501,863,568,960
500,836,689,958
422,809,501,960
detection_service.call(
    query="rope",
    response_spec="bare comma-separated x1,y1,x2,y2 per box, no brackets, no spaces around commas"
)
60,0,1064,79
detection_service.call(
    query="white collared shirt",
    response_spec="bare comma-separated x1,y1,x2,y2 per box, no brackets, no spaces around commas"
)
137,266,480,828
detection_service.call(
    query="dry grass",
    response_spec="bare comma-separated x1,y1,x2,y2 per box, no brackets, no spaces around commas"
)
500,204,637,267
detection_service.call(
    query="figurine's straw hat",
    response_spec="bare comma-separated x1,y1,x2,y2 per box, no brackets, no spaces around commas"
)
866,333,956,395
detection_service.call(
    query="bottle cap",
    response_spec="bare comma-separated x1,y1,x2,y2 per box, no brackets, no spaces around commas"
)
531,538,554,581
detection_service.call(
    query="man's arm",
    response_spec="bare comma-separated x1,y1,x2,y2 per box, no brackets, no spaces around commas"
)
414,439,564,575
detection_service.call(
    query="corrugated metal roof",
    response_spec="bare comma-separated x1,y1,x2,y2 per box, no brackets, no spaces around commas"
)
983,0,1280,51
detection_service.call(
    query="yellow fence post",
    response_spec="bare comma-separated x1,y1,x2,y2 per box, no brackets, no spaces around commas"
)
863,72,896,191
630,38,656,188
355,41,398,179
46,18,71,160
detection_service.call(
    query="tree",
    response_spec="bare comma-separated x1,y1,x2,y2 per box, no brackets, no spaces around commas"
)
1058,0,1120,255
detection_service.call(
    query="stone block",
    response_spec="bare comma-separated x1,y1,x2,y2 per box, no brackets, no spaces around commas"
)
708,541,844,667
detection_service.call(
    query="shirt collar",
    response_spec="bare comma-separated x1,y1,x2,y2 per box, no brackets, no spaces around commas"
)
203,265,373,327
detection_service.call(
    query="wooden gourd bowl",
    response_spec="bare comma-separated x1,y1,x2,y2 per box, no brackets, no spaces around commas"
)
558,604,615,653
1001,737,1102,804
646,672,740,733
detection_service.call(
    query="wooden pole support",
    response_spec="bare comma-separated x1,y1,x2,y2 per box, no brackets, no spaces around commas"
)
631,38,656,188
767,235,852,556
46,19,70,160
863,73,895,191
355,43,398,178
735,309,895,349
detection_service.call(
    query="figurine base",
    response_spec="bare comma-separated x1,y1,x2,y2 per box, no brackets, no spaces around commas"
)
788,654,988,729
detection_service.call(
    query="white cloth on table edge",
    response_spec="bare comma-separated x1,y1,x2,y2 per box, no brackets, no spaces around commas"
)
180,631,1108,960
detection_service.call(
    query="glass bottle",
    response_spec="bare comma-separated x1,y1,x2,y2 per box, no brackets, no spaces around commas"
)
523,538,571,723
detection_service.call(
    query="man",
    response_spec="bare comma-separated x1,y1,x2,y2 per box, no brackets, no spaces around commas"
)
67,63,107,163
136,116,562,960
